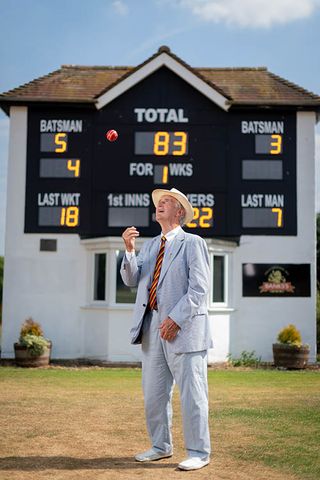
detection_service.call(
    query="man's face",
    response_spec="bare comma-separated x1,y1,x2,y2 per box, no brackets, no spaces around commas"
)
155,195,183,224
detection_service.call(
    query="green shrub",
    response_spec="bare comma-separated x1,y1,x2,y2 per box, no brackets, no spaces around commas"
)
19,334,50,356
227,350,261,367
277,324,302,346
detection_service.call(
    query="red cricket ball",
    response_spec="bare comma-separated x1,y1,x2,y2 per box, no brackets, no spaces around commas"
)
106,129,118,142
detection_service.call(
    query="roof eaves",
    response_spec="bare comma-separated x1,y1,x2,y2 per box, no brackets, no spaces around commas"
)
0,68,62,98
0,96,95,104
267,71,320,101
230,100,320,108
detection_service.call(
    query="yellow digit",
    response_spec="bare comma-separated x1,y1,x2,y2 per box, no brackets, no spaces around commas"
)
272,207,283,227
173,131,187,156
60,207,79,227
55,133,67,153
66,207,79,227
162,165,169,184
60,208,66,225
186,207,199,228
67,159,80,177
199,207,213,228
154,131,169,155
270,134,282,155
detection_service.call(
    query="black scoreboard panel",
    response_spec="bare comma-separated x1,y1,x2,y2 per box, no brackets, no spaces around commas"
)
24,67,297,237
25,110,94,233
227,111,296,235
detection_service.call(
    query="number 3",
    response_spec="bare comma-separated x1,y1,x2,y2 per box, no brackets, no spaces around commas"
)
270,134,282,155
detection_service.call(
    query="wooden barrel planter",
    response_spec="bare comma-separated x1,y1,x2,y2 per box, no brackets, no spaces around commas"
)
14,342,52,367
272,343,309,369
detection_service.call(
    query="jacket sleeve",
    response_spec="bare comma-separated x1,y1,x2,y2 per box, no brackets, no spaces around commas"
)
168,236,209,327
120,241,148,287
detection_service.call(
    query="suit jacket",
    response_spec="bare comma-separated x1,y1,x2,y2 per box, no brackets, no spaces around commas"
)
120,228,213,354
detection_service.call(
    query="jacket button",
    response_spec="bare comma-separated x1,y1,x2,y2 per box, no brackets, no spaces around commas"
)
143,304,146,307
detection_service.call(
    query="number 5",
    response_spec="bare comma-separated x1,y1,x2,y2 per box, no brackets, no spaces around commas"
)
55,133,67,153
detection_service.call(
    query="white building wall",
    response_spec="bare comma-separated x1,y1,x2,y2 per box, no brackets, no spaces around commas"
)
1,109,317,363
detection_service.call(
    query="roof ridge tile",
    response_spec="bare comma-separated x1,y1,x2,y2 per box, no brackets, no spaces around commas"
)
196,67,268,72
61,65,132,71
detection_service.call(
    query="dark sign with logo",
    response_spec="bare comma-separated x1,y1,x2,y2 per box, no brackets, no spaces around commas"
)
242,264,311,297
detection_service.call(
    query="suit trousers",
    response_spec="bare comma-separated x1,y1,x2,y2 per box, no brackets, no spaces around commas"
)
141,310,211,458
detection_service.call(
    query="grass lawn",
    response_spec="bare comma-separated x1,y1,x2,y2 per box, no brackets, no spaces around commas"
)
0,366,319,480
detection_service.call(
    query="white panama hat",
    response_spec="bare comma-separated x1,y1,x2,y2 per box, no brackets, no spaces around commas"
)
151,187,194,225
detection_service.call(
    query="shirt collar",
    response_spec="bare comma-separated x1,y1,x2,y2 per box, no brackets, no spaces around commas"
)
161,225,182,243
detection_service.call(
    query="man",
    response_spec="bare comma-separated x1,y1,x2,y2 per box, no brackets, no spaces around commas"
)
121,187,212,471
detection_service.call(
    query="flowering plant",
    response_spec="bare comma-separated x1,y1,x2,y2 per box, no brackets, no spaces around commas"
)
17,318,50,356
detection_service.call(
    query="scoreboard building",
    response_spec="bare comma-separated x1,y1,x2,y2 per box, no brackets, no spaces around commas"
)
1,47,319,363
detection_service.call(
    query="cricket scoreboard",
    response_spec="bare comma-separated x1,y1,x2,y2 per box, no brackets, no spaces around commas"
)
24,67,297,237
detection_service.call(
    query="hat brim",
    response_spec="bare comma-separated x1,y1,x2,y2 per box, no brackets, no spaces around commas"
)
152,188,194,225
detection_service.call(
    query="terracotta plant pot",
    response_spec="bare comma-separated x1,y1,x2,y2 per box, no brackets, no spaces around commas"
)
272,343,309,369
14,341,52,367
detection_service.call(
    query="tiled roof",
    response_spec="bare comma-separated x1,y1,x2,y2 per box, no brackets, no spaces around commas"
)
197,68,320,106
0,66,131,104
1,47,319,110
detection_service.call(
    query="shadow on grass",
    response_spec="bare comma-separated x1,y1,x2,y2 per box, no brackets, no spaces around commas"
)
0,456,177,470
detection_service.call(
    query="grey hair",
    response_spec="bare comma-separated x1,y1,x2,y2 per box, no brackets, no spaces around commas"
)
173,199,186,226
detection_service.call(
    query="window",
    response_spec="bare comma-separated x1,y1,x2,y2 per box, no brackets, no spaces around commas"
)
93,253,106,301
116,250,138,304
212,254,227,305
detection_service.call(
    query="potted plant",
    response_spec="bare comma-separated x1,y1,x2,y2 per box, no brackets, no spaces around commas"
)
14,318,52,367
273,324,310,369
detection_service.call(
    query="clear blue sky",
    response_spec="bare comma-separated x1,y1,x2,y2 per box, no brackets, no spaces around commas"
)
1,0,320,255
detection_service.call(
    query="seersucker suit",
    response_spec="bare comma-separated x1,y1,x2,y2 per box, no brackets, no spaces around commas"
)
120,227,212,458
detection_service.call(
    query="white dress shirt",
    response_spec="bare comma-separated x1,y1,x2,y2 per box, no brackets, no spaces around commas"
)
125,225,182,260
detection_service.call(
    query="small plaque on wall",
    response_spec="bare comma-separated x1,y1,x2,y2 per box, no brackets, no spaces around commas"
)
40,239,57,252
242,264,311,297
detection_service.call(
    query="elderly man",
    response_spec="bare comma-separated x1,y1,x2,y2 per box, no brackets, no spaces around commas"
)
121,187,212,471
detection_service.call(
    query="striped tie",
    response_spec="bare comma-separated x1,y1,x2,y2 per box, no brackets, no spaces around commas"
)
148,236,166,311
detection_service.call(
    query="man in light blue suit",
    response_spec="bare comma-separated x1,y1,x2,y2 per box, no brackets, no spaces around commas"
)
121,187,212,471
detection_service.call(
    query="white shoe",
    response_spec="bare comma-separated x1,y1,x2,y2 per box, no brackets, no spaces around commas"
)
178,456,210,471
135,448,173,462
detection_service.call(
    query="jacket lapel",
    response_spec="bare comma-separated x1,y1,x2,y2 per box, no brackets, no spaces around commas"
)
158,230,185,286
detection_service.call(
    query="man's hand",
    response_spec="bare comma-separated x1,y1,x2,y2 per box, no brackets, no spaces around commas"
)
122,226,139,252
159,317,180,341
